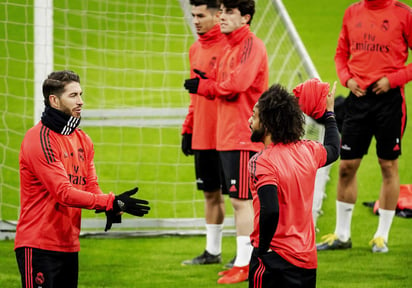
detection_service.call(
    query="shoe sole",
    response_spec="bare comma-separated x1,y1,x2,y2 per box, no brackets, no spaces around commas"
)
317,240,352,251
217,276,248,284
372,246,388,253
181,260,221,266
317,245,352,251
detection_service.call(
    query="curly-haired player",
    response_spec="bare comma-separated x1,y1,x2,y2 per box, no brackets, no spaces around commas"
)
247,82,340,288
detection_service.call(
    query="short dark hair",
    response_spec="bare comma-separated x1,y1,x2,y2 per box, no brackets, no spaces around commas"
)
42,70,80,107
190,0,220,9
220,0,255,24
257,83,305,144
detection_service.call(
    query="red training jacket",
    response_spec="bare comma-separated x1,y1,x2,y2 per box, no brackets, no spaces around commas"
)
15,122,114,252
181,24,227,150
197,25,268,151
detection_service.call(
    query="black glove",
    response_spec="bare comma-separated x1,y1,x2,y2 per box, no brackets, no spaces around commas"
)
95,208,122,232
113,187,150,216
99,211,122,232
96,187,150,232
184,78,199,94
181,133,193,156
183,69,207,94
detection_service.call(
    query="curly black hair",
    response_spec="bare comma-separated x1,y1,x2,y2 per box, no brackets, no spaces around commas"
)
257,83,305,144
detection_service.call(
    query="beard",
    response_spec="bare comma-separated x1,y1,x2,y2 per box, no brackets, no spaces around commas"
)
61,106,81,118
59,104,72,116
250,126,265,143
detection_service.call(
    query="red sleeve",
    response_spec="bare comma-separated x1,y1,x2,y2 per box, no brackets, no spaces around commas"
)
307,141,328,169
27,129,114,211
253,157,277,191
182,44,197,134
334,8,353,88
387,6,412,88
181,96,194,134
84,139,104,195
387,63,412,88
198,36,267,99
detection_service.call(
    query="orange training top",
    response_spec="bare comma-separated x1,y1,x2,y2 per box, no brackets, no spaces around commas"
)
181,24,227,150
15,121,114,252
249,141,327,269
197,25,268,152
335,0,412,90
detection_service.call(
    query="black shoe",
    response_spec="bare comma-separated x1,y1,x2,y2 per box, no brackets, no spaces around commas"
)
224,256,236,269
316,234,352,251
181,250,221,265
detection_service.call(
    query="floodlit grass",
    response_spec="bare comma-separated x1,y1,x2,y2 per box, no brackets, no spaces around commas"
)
1,232,411,288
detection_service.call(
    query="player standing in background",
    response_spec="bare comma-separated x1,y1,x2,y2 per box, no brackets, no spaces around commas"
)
184,0,268,284
181,0,228,266
248,81,340,288
15,70,150,288
317,0,412,253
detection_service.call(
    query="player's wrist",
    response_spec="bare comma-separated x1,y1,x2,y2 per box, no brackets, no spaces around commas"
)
324,111,335,119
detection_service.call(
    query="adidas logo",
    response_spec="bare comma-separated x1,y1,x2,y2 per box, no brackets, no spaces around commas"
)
341,144,351,151
229,185,237,192
393,144,400,151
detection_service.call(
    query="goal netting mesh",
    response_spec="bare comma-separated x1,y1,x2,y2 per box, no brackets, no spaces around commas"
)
0,0,328,238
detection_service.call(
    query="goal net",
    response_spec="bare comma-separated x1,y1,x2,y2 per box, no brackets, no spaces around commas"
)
0,0,328,238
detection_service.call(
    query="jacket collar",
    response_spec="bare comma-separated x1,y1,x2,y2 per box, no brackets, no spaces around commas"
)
364,0,393,10
226,25,250,46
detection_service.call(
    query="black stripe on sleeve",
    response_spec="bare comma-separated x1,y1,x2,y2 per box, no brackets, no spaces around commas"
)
40,125,56,164
241,37,253,64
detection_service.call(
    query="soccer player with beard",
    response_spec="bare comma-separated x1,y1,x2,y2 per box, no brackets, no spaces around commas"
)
184,0,268,283
247,82,340,288
15,70,150,288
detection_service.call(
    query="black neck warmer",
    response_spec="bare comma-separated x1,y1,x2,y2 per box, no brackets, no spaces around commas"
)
41,106,80,135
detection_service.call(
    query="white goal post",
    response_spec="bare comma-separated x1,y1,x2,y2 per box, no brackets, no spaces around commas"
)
0,0,330,239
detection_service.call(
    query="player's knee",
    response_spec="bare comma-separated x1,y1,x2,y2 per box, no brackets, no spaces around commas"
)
204,190,223,204
339,161,359,179
378,158,398,179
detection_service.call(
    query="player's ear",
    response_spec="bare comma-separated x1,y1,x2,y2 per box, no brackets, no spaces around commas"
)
241,14,251,25
49,94,60,108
